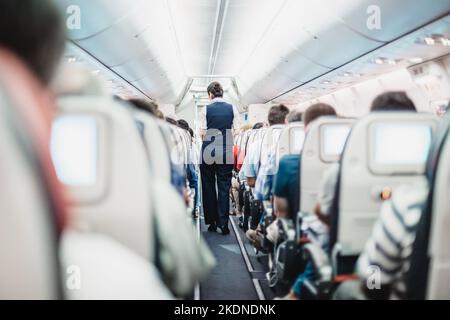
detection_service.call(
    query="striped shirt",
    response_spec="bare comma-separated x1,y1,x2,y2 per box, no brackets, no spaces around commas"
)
357,179,429,299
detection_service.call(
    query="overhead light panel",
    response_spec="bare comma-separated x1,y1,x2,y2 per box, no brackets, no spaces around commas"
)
418,34,450,47
373,57,398,65
409,57,424,64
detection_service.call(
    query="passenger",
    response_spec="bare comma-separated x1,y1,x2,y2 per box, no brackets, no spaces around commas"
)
232,122,264,216
254,108,303,205
286,110,303,123
271,103,337,300
275,104,336,220
0,0,65,86
199,82,241,235
155,109,165,120
314,91,418,227
128,99,161,117
281,92,418,300
241,105,289,189
178,119,200,218
239,105,289,232
332,92,420,300
177,119,190,131
166,117,179,126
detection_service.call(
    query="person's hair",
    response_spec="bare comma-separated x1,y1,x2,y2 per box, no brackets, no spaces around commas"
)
128,99,159,116
188,127,194,138
207,81,224,98
371,91,417,112
252,122,264,129
166,117,178,126
0,0,66,85
268,104,290,126
155,110,164,119
287,109,303,123
303,103,337,127
177,119,190,131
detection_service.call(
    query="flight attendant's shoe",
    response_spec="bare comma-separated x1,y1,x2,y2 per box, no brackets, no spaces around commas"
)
207,224,217,232
218,225,230,235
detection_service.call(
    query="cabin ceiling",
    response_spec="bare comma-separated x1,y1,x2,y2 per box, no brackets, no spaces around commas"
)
58,0,450,107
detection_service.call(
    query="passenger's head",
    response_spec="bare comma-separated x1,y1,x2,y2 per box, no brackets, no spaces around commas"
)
268,104,290,126
207,81,224,100
252,122,264,130
371,91,417,112
166,117,178,126
129,99,160,117
155,110,165,119
303,103,337,129
188,127,194,139
177,119,190,131
0,0,66,85
286,109,303,123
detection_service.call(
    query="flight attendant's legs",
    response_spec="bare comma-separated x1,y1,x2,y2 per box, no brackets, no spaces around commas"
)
216,163,233,232
200,163,219,230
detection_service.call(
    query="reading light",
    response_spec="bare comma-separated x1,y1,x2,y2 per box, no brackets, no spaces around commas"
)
66,56,77,63
373,57,398,65
419,34,450,47
91,70,100,76
409,57,423,64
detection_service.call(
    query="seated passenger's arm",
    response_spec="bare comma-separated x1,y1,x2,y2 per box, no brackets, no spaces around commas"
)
247,177,256,188
356,200,405,299
313,203,331,227
274,196,289,218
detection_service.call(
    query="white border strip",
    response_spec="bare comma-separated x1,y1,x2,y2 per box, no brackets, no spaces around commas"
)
230,218,266,300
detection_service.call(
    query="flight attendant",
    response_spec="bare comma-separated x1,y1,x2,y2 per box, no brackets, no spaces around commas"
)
200,82,240,235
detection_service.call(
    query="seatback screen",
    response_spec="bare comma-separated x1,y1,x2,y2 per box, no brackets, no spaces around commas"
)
372,123,432,167
290,128,305,154
322,125,351,159
51,116,98,186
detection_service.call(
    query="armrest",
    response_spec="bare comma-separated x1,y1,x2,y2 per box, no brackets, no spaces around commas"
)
302,243,332,283
263,200,273,217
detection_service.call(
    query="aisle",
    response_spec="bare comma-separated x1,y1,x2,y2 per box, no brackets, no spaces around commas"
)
198,214,275,300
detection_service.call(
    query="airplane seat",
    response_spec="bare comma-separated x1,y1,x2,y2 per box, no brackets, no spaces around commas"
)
133,110,172,183
333,113,438,260
276,123,305,161
0,48,67,299
302,112,438,299
53,95,155,261
406,110,450,300
259,124,285,170
300,117,355,215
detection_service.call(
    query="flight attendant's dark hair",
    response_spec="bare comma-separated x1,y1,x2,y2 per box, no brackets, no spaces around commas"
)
207,81,224,98
0,0,66,85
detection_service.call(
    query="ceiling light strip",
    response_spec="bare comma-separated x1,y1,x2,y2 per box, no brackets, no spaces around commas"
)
208,0,230,78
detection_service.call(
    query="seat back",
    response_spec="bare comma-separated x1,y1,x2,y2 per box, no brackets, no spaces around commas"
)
300,118,354,214
406,111,450,300
0,49,65,299
277,123,305,160
260,124,285,169
336,113,438,256
133,110,172,183
52,96,154,261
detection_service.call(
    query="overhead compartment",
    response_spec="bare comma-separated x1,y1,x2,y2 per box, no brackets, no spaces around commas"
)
57,0,142,40
328,0,450,42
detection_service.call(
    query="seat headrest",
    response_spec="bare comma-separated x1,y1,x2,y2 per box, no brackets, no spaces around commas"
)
0,47,67,234
53,65,109,97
